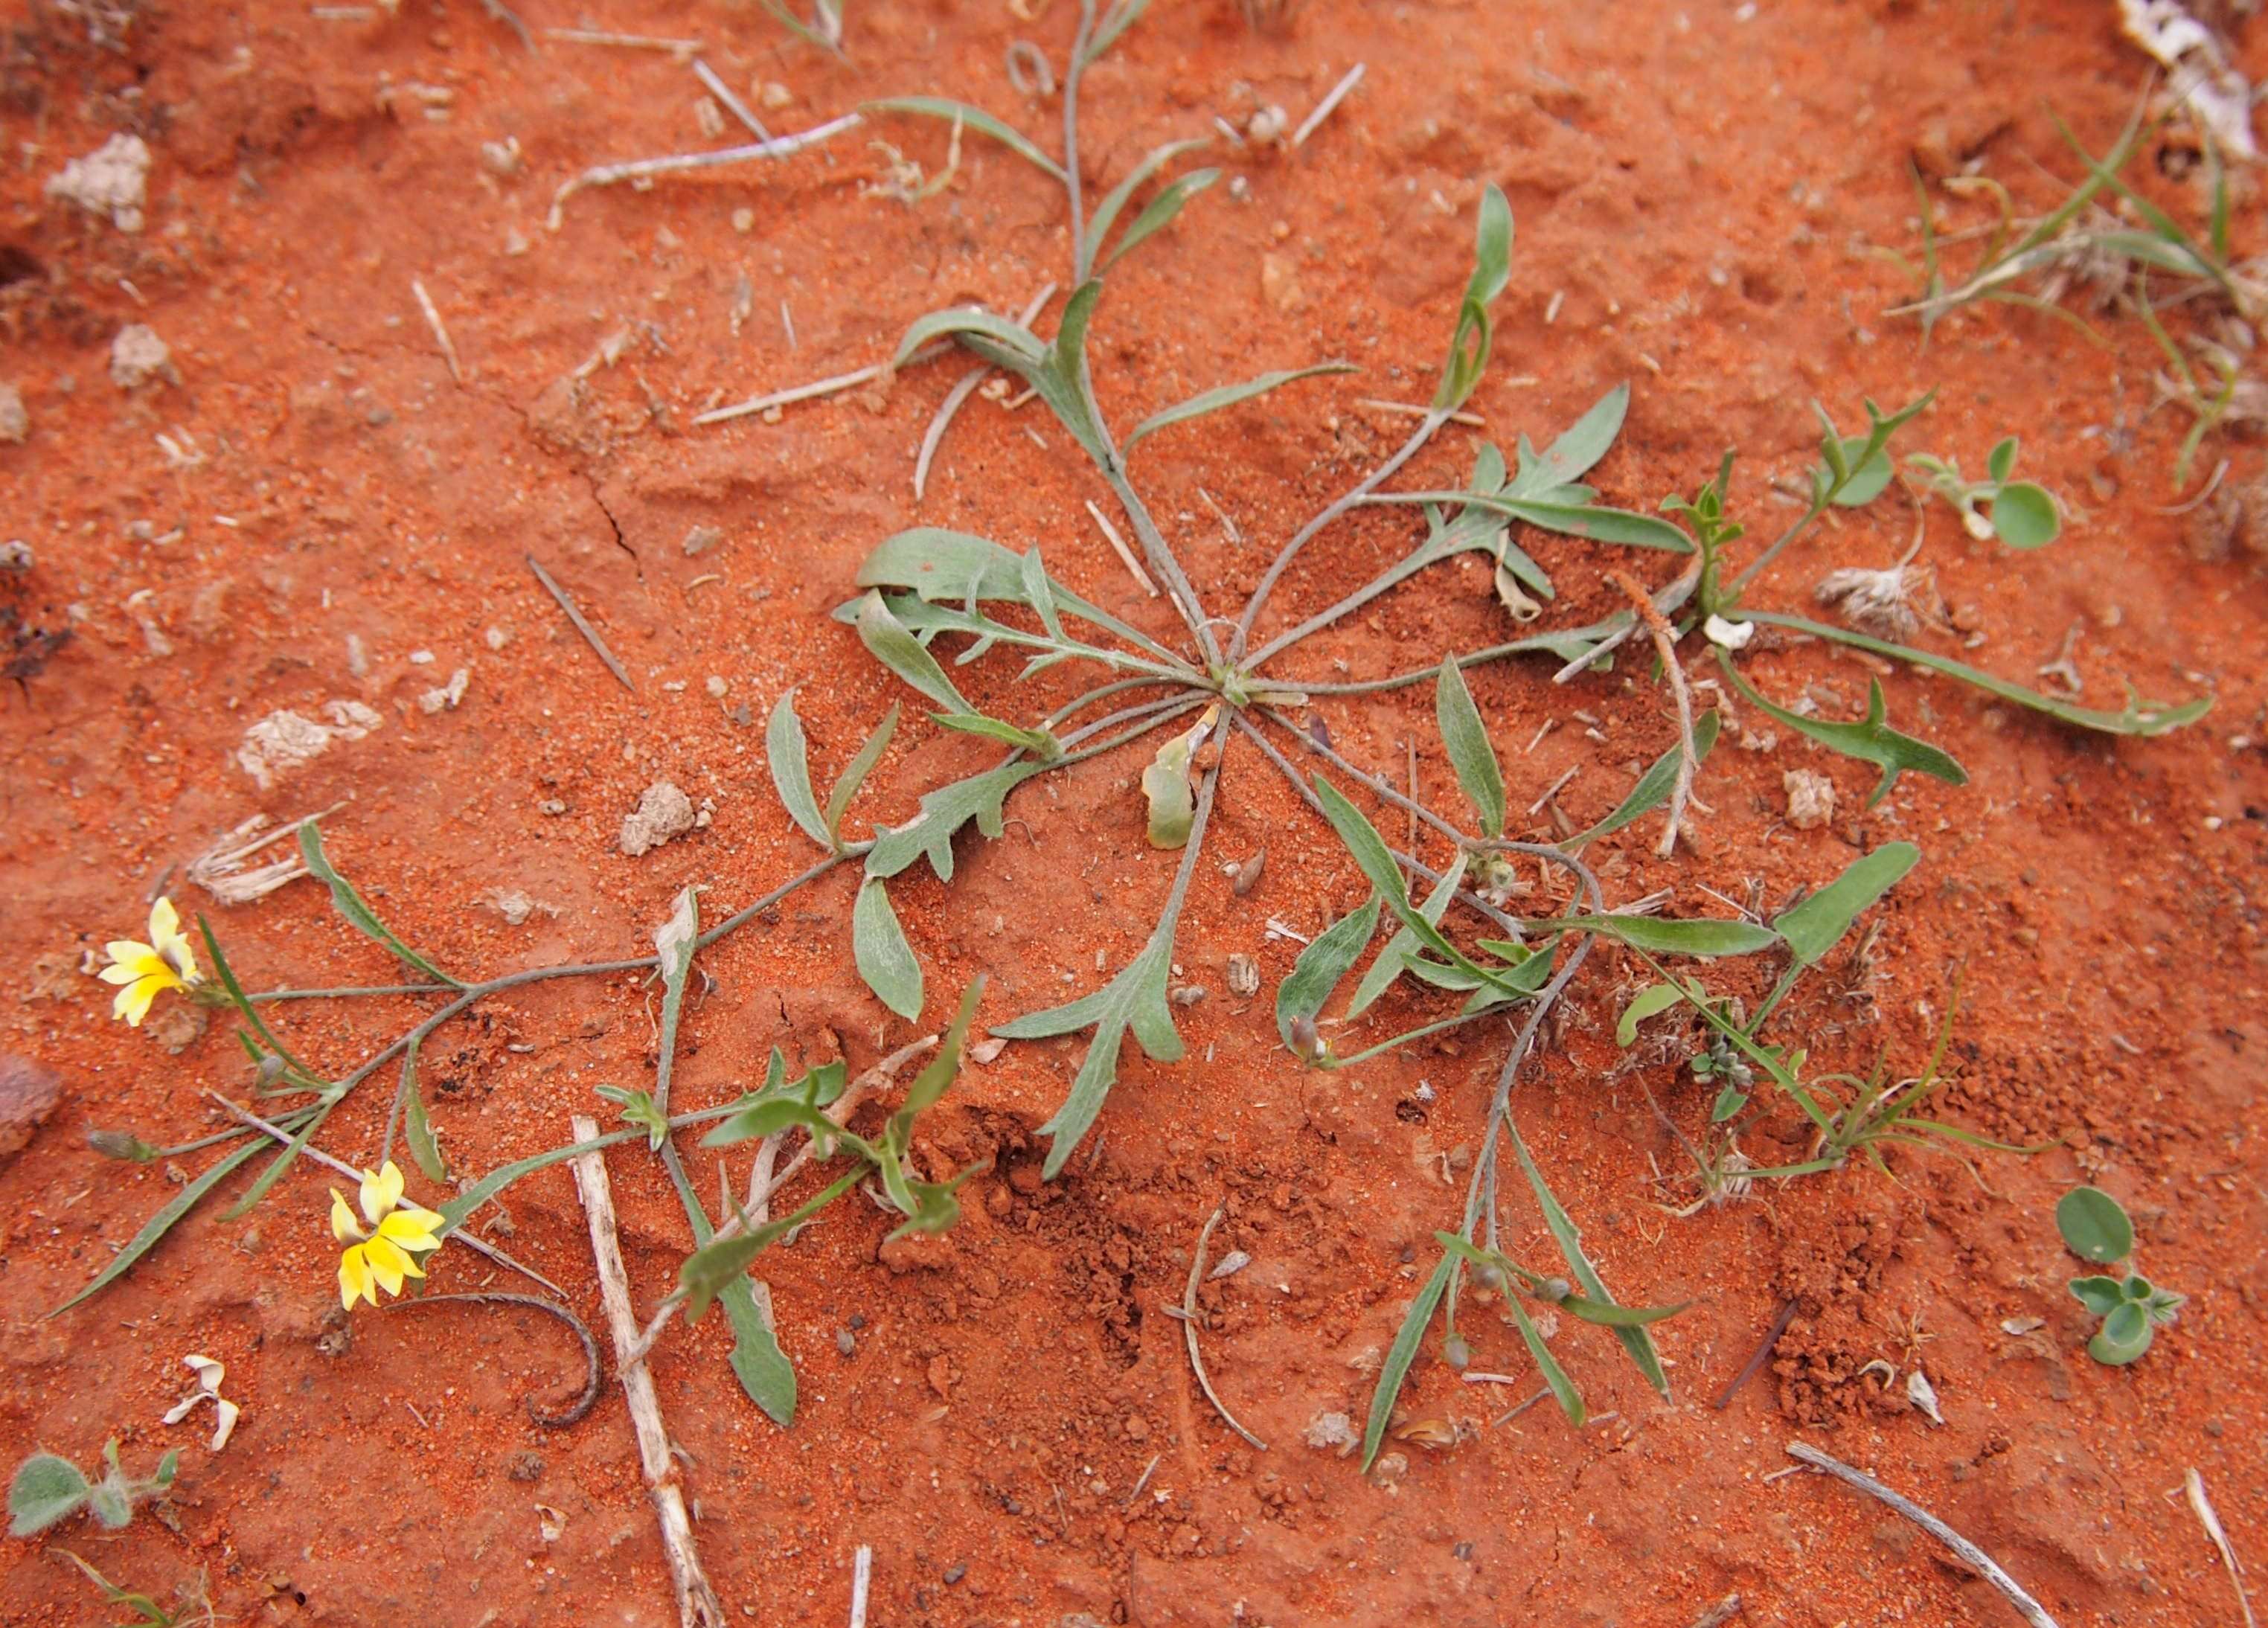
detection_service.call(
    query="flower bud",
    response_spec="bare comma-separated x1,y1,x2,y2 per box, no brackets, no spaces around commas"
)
1441,1334,1472,1371
1539,1276,1572,1304
87,1129,158,1162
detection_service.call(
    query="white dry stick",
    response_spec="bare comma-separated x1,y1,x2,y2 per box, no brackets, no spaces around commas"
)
411,279,464,384
548,112,864,229
1609,568,1699,858
848,1545,873,1628
1356,397,1484,427
1086,499,1159,597
571,1115,727,1628
1181,1206,1268,1451
1784,1442,2060,1628
912,283,1057,498
2186,1468,2257,1628
693,58,771,141
544,26,703,53
1292,62,1366,149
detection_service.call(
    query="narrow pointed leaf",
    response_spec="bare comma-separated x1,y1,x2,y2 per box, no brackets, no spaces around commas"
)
1773,842,1919,967
1615,982,1685,1046
1499,498,1694,551
1434,657,1504,836
853,878,924,1019
1360,1252,1454,1470
1510,383,1630,495
766,690,831,850
402,1041,446,1183
1101,167,1220,269
1348,853,1467,1019
1275,895,1380,1049
823,704,900,848
932,711,1059,757
855,590,971,712
1507,1121,1670,1396
1568,711,1720,848
1124,361,1354,455
51,1134,276,1313
299,825,458,985
1540,914,1779,957
1085,137,1210,266
1436,183,1512,409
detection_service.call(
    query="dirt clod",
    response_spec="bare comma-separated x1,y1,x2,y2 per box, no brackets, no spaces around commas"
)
619,780,696,856
45,133,151,231
1782,769,1836,830
109,323,175,389
0,1056,61,1165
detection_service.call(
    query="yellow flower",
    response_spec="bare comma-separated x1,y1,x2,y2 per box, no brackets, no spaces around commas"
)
331,1160,445,1310
98,896,202,1027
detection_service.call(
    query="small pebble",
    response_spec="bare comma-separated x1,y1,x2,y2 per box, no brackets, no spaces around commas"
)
835,1329,856,1356
942,1564,966,1585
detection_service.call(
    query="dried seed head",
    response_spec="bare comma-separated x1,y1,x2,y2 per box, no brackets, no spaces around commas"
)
1441,1333,1472,1371
1288,1013,1326,1063
1472,1261,1507,1295
1813,563,1936,642
1538,1276,1572,1304
87,1128,158,1161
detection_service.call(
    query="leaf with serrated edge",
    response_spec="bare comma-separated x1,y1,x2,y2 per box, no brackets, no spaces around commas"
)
1715,654,1965,806
865,761,1051,882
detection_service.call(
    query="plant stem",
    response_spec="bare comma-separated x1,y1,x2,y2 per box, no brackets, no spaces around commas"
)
1063,0,1095,281
1608,568,1699,859
1292,618,1625,695
1331,1006,1508,1068
1231,408,1451,661
1719,499,1825,606
250,983,447,1003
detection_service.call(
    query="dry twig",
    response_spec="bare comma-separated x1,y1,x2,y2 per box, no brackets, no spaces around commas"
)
1714,1298,1798,1410
2186,1468,2257,1628
1784,1441,2060,1628
1181,1206,1268,1450
548,113,863,229
411,278,464,384
1292,63,1365,148
1609,568,1698,857
571,1115,726,1628
526,554,635,691
1086,499,1159,597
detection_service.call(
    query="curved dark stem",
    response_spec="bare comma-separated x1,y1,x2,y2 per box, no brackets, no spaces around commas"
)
388,1292,603,1428
1714,1298,1799,1411
1258,705,1470,850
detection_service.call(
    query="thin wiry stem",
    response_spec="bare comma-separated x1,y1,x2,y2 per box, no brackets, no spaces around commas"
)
1287,620,1616,695
1064,0,1095,282
1609,568,1699,858
1258,706,1469,851
1231,408,1451,662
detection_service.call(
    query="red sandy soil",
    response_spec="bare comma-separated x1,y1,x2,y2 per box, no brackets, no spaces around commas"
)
2,0,2265,1624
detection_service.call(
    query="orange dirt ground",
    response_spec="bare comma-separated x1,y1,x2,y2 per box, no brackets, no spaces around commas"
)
2,0,2264,1624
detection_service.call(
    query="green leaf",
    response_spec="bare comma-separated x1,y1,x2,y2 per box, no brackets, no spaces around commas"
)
595,1085,670,1153
1568,712,1721,848
719,1281,799,1428
765,690,830,850
86,1481,131,1530
1081,0,1148,63
900,978,984,1126
1507,1292,1586,1425
1124,362,1354,455
680,1167,864,1321
1513,384,1630,494
1310,775,1412,910
1086,138,1210,265
1740,611,2210,738
298,825,458,987
2057,1186,2133,1264
1829,436,1894,505
1102,167,1221,269
1497,497,1695,553
1436,183,1512,409
1716,656,1966,807
1275,896,1380,1051
995,925,1182,1179
2069,1275,2126,1315
699,1093,846,1150
853,528,1184,663
1989,481,2060,549
1773,842,1920,967
864,760,1051,881
852,878,924,1020
401,1041,447,1183
1540,914,1780,958
1020,546,1064,642
438,1126,641,1229
859,97,1067,182
1348,853,1467,1019
1987,436,2018,484
854,589,971,713
51,1133,275,1313
1360,1253,1455,1470
1141,719,1203,849
1709,1085,1749,1123
8,1453,89,1536
1506,1122,1671,1397
824,704,901,848
931,711,1059,757
2089,1301,2154,1365
1434,657,1504,837
1615,982,1685,1046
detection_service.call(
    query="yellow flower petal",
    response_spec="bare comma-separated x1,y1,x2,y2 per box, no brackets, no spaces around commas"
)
364,1235,410,1296
358,1161,407,1226
112,977,160,1027
377,1207,443,1252
148,896,182,946
149,899,200,984
101,943,170,981
339,1245,377,1310
330,1190,363,1243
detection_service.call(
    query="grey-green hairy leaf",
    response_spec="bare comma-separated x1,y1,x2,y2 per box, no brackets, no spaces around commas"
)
1437,183,1512,409
766,690,830,850
853,878,924,1020
1361,1253,1454,1470
2057,1186,2133,1264
1275,895,1380,1051
1774,842,1919,967
1124,362,1354,455
1615,982,1685,1046
1542,914,1780,958
1716,656,1965,807
1434,657,1505,837
854,590,971,713
1506,1121,1670,1397
824,703,900,848
1348,853,1467,1019
1102,167,1221,269
299,825,458,986
52,1135,275,1314
9,1454,90,1536
1084,136,1208,271
932,711,1059,757
1569,712,1721,848
864,760,1051,882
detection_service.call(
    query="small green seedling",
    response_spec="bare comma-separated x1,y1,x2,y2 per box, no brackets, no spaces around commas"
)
8,1441,178,1537
54,1551,211,1628
2057,1185,2184,1365
1909,439,2061,548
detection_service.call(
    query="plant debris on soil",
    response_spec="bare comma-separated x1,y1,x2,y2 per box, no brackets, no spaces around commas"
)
1,2,2264,1627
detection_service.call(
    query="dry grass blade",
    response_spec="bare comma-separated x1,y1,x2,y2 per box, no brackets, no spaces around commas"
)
548,112,864,229
913,283,1056,498
693,58,771,141
2186,1468,2257,1628
1785,1442,2060,1628
526,554,635,691
848,1544,872,1628
1182,1206,1268,1450
1687,1595,1743,1628
1609,568,1698,856
1086,499,1160,597
411,278,464,384
1292,62,1364,148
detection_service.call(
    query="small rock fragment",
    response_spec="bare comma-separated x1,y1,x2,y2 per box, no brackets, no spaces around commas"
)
1783,768,1836,830
110,324,175,390
1260,252,1305,313
620,780,697,856
0,382,26,444
506,1451,545,1483
1302,1410,1359,1456
46,133,152,231
479,888,554,926
0,1056,61,1165
0,541,31,574
417,667,471,714
1906,1366,1946,1426
682,524,723,557
235,700,382,789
